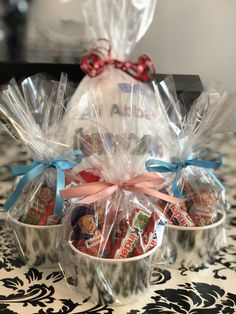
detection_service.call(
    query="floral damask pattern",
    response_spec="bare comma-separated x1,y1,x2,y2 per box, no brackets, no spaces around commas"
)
137,282,236,314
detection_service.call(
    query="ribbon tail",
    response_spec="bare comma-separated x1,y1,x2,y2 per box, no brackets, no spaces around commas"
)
53,149,83,164
187,158,223,170
172,167,184,198
60,183,119,205
145,159,176,173
131,187,184,204
60,183,110,198
78,185,119,205
54,167,65,217
10,164,35,177
4,163,47,211
206,169,225,192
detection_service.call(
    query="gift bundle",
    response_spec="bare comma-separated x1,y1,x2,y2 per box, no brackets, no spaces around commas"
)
0,73,82,267
0,0,234,306
58,79,184,304
63,0,170,148
54,0,188,304
145,76,235,266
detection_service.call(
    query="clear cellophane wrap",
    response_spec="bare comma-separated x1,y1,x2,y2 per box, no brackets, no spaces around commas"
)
0,73,78,225
58,83,181,304
63,0,162,148
147,76,236,227
60,84,172,259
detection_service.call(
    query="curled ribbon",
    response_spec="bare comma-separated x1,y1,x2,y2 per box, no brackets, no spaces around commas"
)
80,40,155,82
4,150,83,217
60,172,183,205
145,156,223,198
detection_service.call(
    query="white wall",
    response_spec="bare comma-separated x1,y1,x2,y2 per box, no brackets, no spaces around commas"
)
132,0,236,92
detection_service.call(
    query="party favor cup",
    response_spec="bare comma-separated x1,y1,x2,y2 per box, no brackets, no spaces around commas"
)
8,213,63,268
61,234,159,306
163,210,226,268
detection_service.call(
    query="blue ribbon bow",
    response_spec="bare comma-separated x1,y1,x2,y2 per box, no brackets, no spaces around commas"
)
4,150,83,217
145,156,223,198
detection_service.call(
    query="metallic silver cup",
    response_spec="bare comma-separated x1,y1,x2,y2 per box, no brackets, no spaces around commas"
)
163,211,226,268
60,236,158,306
8,214,63,268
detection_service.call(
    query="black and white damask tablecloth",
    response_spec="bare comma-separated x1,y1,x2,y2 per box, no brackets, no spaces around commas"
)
0,131,235,314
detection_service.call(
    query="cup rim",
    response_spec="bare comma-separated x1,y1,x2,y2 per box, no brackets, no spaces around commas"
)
167,210,225,231
68,232,159,263
8,213,62,229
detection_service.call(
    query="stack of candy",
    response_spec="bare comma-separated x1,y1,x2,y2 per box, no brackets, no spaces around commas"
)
69,204,165,259
154,182,218,227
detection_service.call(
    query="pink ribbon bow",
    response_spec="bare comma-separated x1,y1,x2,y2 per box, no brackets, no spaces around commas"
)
60,172,183,205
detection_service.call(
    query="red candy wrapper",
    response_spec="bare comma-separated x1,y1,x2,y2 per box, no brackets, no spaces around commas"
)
165,204,194,227
65,168,101,185
111,208,150,259
132,211,165,257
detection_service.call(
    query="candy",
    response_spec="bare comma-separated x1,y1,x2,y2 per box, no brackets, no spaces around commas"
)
95,207,105,229
132,211,165,256
113,209,130,240
111,208,150,259
78,170,100,183
189,206,215,226
192,187,216,208
71,206,111,257
183,182,216,210
165,203,195,227
20,184,55,225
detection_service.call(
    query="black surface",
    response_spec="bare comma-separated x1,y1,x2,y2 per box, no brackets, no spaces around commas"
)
0,61,83,85
0,62,203,108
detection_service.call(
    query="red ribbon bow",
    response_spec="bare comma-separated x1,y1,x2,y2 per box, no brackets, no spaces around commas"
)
80,40,155,82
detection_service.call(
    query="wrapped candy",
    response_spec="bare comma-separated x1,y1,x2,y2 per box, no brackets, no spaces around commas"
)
146,76,235,227
70,205,111,258
58,85,181,305
0,73,82,225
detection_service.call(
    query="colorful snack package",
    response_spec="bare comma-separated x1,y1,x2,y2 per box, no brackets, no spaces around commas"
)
132,211,166,257
71,205,111,258
110,207,151,259
164,203,195,227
